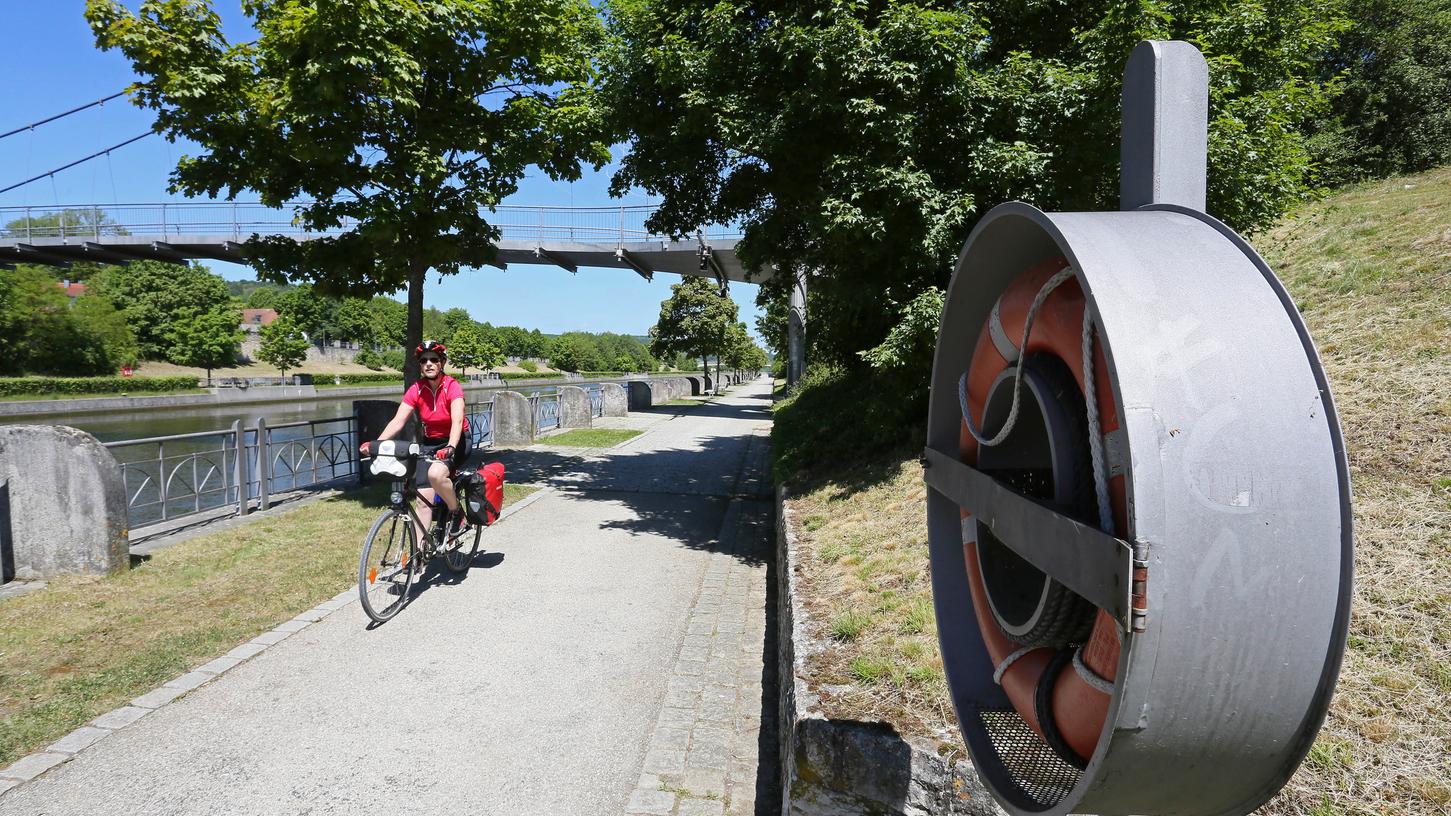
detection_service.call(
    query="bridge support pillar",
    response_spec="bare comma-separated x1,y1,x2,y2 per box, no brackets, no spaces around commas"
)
787,267,807,386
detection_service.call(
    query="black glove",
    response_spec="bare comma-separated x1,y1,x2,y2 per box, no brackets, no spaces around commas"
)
435,445,455,462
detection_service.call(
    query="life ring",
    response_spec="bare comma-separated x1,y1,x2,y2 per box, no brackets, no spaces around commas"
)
958,256,1128,768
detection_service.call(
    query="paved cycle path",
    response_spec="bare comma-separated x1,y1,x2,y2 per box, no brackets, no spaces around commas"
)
0,378,777,816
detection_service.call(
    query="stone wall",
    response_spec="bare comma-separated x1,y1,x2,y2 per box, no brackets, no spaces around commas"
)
776,485,1004,816
557,386,592,429
491,391,534,447
0,425,129,581
627,381,654,411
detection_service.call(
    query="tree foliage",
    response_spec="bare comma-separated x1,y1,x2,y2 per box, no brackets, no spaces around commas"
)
88,0,613,384
604,0,1347,370
448,323,502,377
89,261,233,360
257,315,309,378
649,277,738,375
1313,0,1451,185
0,267,121,376
166,304,243,380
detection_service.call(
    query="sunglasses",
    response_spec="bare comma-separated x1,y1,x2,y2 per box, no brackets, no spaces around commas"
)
420,357,442,365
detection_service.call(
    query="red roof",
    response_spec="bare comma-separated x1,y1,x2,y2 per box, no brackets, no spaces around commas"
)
59,282,86,298
241,308,279,326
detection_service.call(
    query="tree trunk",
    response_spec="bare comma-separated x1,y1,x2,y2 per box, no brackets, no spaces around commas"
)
404,261,427,386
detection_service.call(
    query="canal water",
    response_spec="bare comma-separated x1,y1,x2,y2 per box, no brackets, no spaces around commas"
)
3,384,562,530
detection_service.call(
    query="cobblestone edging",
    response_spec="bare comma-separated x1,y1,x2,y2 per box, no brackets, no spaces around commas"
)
0,485,553,801
775,485,1004,816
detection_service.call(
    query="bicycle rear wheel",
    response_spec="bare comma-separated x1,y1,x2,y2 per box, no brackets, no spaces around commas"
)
442,521,481,573
358,509,417,622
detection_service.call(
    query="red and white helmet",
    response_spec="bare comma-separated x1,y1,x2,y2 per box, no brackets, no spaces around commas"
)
415,340,447,360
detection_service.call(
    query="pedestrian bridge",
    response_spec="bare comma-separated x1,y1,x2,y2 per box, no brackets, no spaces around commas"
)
0,202,760,283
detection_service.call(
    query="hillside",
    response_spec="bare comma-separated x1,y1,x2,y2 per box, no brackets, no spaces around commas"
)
778,167,1451,816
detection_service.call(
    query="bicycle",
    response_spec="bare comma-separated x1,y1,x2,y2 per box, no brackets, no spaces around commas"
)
356,440,482,623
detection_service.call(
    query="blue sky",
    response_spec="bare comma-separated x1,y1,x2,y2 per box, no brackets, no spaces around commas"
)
0,3,762,338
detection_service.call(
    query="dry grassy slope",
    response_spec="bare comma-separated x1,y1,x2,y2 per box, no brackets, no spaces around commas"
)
783,167,1451,815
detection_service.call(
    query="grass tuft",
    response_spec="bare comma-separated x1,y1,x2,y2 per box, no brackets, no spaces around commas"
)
539,428,643,448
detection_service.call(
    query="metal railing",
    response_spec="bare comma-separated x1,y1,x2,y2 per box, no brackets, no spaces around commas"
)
588,385,603,418
0,202,743,244
529,392,561,435
465,399,494,447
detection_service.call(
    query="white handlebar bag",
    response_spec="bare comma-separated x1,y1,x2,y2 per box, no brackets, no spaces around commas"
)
369,440,419,478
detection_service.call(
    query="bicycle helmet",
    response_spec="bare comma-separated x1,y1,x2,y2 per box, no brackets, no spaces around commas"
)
415,340,448,360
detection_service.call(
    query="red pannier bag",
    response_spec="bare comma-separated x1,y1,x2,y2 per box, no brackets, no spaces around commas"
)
472,461,504,526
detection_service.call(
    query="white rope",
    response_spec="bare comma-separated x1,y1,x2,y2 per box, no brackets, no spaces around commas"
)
959,267,1077,448
1073,646,1116,695
1081,309,1115,535
993,646,1038,685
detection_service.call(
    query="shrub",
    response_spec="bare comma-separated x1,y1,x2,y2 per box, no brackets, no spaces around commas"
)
518,359,539,373
378,349,405,371
0,376,199,397
332,373,405,386
353,348,384,370
772,364,926,481
500,371,563,380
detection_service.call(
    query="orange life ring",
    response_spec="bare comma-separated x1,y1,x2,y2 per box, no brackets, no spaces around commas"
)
958,256,1128,767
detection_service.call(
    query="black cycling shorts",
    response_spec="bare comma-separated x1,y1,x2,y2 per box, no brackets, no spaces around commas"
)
415,430,471,485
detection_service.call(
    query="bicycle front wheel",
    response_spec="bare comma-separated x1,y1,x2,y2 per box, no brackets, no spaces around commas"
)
358,509,417,623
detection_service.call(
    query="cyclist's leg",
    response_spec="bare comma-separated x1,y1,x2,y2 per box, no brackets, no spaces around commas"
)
413,469,435,544
428,461,459,515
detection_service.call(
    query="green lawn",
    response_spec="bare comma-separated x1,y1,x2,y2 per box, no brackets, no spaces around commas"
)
0,481,537,766
0,389,208,402
540,428,643,447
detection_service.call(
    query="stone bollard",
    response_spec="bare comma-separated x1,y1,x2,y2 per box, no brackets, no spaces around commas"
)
600,383,628,416
557,385,592,429
490,391,534,447
627,381,654,410
0,425,129,580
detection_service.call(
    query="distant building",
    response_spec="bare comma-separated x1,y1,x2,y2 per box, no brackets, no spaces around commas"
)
57,280,86,306
240,308,279,332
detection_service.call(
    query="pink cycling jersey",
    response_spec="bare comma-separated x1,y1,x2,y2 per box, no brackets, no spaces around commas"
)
402,375,469,440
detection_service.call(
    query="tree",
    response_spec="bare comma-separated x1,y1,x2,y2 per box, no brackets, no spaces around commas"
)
167,305,243,382
549,335,594,373
90,261,234,359
1313,0,1451,184
244,286,281,310
604,0,1347,371
649,277,737,387
72,294,140,370
448,323,502,378
0,266,117,376
89,0,612,387
368,297,408,348
331,297,375,345
273,285,327,338
257,316,309,381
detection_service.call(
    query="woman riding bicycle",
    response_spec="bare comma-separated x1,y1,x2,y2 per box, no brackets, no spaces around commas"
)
365,340,472,534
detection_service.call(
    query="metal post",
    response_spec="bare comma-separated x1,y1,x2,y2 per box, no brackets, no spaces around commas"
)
92,206,100,239
232,201,238,239
1120,40,1209,212
353,404,366,487
161,202,168,235
233,420,248,516
24,207,30,241
257,417,270,511
59,209,66,241
618,206,625,249
157,440,168,521
787,267,808,386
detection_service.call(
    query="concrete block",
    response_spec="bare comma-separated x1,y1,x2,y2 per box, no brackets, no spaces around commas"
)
250,629,291,646
91,706,151,730
0,425,128,580
625,789,676,815
0,777,18,796
627,381,655,410
225,642,269,661
196,656,242,675
490,391,534,447
165,671,213,691
557,386,592,429
600,383,628,417
47,726,109,754
1,752,67,782
273,618,309,633
131,685,187,709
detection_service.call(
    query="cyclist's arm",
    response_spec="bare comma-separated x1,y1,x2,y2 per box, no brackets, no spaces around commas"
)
446,397,465,450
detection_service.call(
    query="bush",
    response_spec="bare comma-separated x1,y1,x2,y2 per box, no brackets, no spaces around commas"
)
0,376,199,397
378,349,405,371
518,359,539,373
332,373,405,386
771,364,926,482
500,371,563,380
354,348,384,370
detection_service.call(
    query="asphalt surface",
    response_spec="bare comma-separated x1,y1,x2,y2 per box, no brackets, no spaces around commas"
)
1,378,776,816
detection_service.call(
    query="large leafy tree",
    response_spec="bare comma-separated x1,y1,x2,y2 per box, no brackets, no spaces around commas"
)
90,261,234,359
166,304,243,382
88,0,612,385
448,323,502,377
1313,0,1451,184
604,0,1347,369
257,315,309,380
649,277,737,384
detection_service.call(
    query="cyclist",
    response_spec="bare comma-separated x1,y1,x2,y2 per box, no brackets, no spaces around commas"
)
363,340,472,538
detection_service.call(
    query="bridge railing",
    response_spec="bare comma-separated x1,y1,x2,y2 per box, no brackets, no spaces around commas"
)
0,202,742,244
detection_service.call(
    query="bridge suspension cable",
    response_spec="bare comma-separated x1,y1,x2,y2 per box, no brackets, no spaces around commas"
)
0,90,130,140
0,131,154,196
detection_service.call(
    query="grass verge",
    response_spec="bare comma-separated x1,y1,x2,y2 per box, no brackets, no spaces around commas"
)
540,428,643,447
0,389,208,402
0,481,537,766
777,166,1451,813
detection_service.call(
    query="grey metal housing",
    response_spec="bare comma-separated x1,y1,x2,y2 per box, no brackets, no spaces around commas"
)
924,201,1353,815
